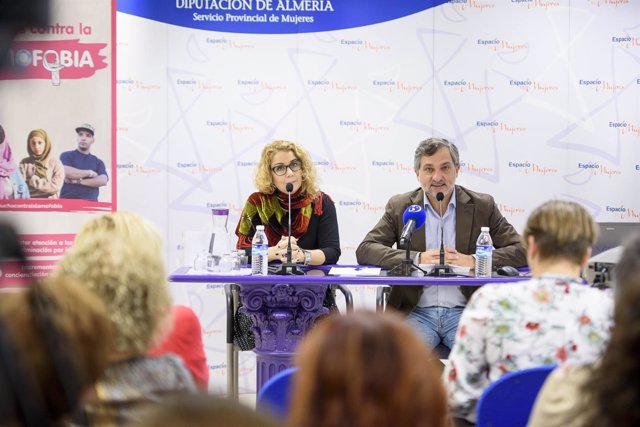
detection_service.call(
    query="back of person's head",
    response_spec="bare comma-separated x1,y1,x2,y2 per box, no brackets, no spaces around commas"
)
0,275,112,426
583,233,640,427
522,199,598,264
288,311,450,427
133,394,279,427
57,211,171,355
0,221,24,261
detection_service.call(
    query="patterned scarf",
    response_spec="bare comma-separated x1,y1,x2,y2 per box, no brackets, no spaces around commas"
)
235,189,326,249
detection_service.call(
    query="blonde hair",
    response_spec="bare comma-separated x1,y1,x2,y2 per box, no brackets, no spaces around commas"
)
523,200,598,265
255,140,319,197
57,212,171,355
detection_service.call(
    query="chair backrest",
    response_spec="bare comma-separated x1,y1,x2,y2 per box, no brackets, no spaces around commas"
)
476,364,556,427
256,367,297,421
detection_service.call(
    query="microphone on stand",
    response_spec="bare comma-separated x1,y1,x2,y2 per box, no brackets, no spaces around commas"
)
274,182,305,276
285,182,294,264
437,192,446,267
389,205,428,277
428,191,453,276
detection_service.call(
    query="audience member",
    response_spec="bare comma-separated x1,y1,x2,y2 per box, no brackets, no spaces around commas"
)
0,125,29,199
134,394,280,427
0,274,112,427
148,305,209,391
288,311,452,427
528,233,640,427
18,129,64,198
443,200,614,425
57,212,196,426
356,138,526,351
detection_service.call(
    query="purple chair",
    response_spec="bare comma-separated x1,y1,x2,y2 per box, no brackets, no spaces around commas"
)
476,365,556,427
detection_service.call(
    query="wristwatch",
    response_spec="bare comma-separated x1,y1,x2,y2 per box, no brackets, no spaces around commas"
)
303,250,312,265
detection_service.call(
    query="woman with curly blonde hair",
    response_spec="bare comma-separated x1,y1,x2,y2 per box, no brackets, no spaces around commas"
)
57,212,196,425
235,140,340,266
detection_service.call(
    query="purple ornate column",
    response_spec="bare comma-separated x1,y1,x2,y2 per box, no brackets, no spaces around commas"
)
239,282,328,392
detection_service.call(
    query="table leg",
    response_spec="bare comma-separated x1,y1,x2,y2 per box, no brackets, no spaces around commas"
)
239,282,328,392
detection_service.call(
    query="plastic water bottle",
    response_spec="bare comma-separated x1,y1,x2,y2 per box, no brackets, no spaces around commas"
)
251,225,268,275
475,227,493,278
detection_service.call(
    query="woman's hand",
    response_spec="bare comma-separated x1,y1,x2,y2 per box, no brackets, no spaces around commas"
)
271,236,305,263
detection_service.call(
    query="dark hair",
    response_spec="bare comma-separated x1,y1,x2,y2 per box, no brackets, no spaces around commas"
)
0,222,24,261
0,277,112,426
582,233,640,426
0,222,112,427
288,311,451,427
414,138,460,171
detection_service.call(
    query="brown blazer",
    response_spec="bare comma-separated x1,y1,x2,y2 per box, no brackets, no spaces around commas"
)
355,185,527,314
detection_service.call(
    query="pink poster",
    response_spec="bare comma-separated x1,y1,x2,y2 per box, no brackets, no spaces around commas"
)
0,0,116,285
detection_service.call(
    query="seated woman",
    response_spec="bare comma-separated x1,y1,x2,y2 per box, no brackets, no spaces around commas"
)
57,212,196,425
528,234,640,427
235,140,340,267
18,129,64,198
0,223,112,426
288,311,452,427
0,125,29,199
234,140,341,349
443,200,614,425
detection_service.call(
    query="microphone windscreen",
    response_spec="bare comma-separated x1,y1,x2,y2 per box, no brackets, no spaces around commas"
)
286,183,294,193
402,205,426,229
436,192,444,202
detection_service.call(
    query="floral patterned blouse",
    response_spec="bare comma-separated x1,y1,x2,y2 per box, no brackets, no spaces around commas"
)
443,274,613,423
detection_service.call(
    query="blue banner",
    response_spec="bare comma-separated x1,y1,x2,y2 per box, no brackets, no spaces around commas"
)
117,0,448,34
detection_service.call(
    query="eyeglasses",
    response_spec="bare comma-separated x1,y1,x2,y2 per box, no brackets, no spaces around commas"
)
271,159,302,176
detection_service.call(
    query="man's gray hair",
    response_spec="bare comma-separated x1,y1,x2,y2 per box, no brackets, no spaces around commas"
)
413,138,460,171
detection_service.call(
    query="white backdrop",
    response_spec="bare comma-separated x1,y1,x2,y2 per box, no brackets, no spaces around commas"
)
114,1,640,393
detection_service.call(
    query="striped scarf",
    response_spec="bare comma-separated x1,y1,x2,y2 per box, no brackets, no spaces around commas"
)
235,190,325,249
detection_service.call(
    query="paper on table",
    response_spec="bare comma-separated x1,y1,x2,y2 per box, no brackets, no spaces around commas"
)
187,267,253,276
329,267,382,276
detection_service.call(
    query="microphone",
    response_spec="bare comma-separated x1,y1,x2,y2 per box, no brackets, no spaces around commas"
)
285,182,294,263
399,205,426,249
437,192,445,266
428,191,453,276
388,204,427,277
274,182,304,275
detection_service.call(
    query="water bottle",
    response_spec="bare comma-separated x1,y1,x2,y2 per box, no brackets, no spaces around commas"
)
208,208,230,271
251,225,269,275
475,227,493,278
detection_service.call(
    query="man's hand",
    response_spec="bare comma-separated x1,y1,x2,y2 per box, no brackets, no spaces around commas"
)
419,247,475,268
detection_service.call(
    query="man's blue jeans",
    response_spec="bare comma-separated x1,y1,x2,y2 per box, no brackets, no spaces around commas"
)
406,306,464,350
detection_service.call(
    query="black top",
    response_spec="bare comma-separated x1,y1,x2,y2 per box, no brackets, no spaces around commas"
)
296,193,341,264
241,192,341,265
